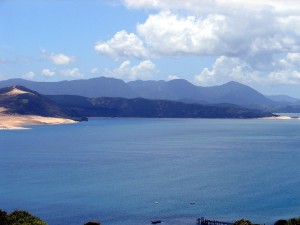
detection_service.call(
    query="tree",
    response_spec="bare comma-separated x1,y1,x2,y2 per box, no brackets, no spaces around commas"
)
0,210,8,225
84,222,101,225
0,209,47,225
275,220,288,225
233,219,253,225
287,217,300,225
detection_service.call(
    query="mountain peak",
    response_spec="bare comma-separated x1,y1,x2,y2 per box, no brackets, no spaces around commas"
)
223,81,247,87
167,78,194,86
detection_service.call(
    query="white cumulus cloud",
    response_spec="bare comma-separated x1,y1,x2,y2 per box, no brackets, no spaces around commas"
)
115,0,300,86
267,71,300,85
137,10,300,63
195,56,259,86
104,60,156,81
60,68,83,78
167,75,179,80
49,53,74,65
41,49,75,65
41,69,55,78
278,53,300,69
100,8,300,66
195,54,300,86
95,30,149,59
23,71,35,80
90,67,99,74
137,12,227,56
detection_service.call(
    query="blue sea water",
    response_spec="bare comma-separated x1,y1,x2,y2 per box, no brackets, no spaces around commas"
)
0,118,299,225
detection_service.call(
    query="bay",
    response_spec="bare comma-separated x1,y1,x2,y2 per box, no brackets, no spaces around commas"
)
0,118,299,225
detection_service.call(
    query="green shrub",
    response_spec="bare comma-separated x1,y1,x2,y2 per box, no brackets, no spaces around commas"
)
84,222,101,225
0,209,47,225
275,220,288,225
233,219,254,225
0,210,8,225
287,217,300,225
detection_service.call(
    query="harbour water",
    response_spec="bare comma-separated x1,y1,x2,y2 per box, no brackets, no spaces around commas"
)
0,118,299,225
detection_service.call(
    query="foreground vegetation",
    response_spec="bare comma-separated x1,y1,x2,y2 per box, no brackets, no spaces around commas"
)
0,210,46,225
0,209,101,225
233,218,300,225
0,209,298,225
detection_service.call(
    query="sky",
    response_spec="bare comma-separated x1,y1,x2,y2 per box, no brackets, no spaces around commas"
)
1,0,300,97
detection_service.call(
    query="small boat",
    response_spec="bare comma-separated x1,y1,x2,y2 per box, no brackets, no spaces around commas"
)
151,220,162,224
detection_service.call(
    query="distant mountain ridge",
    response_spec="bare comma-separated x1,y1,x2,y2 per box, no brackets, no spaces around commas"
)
267,95,300,104
0,85,274,119
0,77,280,107
0,77,136,98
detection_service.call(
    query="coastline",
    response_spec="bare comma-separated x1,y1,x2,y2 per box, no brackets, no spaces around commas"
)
1,114,299,130
261,115,300,120
0,114,77,130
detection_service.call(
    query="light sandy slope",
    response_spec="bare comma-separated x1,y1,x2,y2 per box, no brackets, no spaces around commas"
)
2,87,35,96
0,113,76,130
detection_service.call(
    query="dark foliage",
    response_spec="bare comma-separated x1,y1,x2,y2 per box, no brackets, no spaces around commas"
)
275,218,300,225
233,217,300,225
275,220,288,225
84,222,101,225
47,95,275,119
0,209,47,225
0,210,8,225
233,219,255,225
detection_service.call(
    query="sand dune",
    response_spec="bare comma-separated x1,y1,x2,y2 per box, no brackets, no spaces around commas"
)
0,114,76,130
1,87,35,96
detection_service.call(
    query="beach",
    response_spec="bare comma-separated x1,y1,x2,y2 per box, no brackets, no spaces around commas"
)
262,115,300,120
0,113,76,129
1,114,297,130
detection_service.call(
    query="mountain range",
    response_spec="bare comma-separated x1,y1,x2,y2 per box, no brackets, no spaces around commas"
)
0,85,274,119
0,77,276,106
267,95,300,105
0,77,299,112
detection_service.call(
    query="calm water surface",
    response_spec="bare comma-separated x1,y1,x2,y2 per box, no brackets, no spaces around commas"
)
0,118,299,225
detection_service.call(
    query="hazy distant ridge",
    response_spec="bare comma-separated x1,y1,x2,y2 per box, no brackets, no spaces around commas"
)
0,77,277,108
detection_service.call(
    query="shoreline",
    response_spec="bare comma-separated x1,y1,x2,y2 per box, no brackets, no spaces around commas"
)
1,114,299,130
0,114,77,130
261,115,300,120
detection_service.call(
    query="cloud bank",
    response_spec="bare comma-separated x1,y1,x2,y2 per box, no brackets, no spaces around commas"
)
49,53,74,65
41,69,55,78
60,68,83,78
95,30,149,59
41,49,75,65
104,60,156,81
94,0,300,86
23,71,35,80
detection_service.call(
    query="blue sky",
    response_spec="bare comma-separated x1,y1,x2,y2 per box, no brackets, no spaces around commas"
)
1,0,300,97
